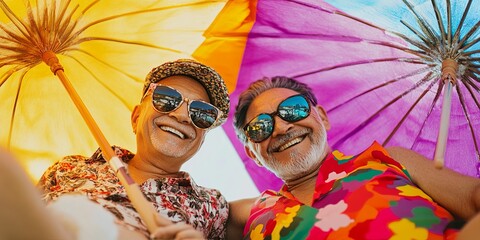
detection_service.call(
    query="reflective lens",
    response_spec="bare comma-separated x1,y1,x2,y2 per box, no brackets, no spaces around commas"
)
152,86,183,112
244,94,310,142
244,114,274,143
148,84,220,129
278,95,310,121
189,101,219,129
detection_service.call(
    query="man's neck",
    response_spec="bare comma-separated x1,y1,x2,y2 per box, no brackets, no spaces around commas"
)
128,154,181,184
284,167,319,206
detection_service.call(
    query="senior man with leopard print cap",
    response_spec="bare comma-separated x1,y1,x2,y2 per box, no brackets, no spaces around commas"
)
36,59,230,240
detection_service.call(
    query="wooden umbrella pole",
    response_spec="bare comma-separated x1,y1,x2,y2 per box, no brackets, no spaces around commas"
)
41,51,169,232
434,58,458,169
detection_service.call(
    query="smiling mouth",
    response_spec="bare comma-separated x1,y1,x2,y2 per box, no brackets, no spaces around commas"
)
160,126,185,139
276,136,305,152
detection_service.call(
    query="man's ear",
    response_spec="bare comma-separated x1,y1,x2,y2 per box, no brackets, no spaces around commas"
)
315,105,330,130
244,145,263,167
131,105,140,134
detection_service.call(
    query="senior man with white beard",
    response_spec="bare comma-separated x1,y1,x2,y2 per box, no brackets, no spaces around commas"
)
225,76,480,240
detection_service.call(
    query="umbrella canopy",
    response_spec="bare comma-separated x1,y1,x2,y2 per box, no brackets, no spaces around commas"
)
0,0,226,179
194,0,480,192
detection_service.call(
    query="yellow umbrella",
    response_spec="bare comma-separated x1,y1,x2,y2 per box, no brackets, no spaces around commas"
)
0,0,226,232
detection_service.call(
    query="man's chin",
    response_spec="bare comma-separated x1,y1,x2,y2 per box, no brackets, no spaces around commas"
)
151,143,188,159
265,145,326,180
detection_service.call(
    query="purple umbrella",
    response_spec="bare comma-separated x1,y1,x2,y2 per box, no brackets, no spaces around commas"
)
196,0,480,192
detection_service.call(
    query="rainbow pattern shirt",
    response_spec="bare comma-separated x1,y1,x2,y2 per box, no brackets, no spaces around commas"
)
244,142,462,240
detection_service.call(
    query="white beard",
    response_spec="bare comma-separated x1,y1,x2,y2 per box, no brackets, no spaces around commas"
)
258,126,329,181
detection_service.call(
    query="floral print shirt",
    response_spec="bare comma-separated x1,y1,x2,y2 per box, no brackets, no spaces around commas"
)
38,146,229,239
244,142,462,240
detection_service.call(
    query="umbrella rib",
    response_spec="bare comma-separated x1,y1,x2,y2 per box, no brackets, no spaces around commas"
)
469,67,480,76
386,27,440,54
462,73,480,90
70,48,143,83
54,14,80,52
305,0,437,54
410,81,445,150
429,0,447,50
271,0,443,58
72,1,222,37
454,20,480,54
446,0,452,45
383,74,436,146
0,50,40,68
455,83,480,163
367,40,429,59
40,1,49,47
51,1,79,51
397,20,440,54
0,31,30,49
249,31,431,58
293,57,427,79
6,69,28,149
399,19,432,47
63,54,136,110
468,72,480,84
71,37,184,54
81,0,100,15
24,1,45,53
0,1,34,42
464,49,480,57
0,66,20,88
55,0,75,30
0,25,39,63
456,34,480,55
467,57,480,62
48,0,58,50
450,0,473,55
333,72,436,147
327,66,433,112
402,0,440,47
463,76,480,110
288,0,389,32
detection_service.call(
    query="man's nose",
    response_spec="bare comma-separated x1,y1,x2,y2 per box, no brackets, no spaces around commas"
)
168,100,191,124
271,116,293,138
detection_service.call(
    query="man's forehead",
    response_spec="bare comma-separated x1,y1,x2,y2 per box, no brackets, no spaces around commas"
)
253,88,300,103
247,88,299,113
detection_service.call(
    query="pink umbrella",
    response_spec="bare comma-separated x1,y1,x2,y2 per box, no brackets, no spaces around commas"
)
194,0,480,192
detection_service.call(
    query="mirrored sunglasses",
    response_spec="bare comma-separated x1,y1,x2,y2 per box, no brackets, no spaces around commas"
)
243,94,311,143
142,83,221,129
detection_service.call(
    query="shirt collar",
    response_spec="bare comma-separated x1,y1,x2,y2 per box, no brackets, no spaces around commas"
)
88,146,203,197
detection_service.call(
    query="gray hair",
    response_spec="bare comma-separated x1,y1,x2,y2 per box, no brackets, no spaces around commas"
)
233,76,318,143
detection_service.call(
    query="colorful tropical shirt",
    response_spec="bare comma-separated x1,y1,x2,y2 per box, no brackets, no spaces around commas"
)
38,146,229,239
244,142,462,240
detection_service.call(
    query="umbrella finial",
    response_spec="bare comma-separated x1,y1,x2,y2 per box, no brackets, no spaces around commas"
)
41,51,64,75
441,58,458,85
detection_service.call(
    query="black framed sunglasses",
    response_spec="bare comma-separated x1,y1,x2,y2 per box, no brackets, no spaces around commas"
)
243,94,311,143
142,83,222,129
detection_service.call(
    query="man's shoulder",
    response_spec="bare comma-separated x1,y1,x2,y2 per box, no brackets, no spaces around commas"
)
56,152,104,168
193,183,228,202
57,145,134,165
42,147,116,177
59,154,91,162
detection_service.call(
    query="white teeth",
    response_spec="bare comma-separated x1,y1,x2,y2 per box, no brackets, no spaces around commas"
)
160,126,185,139
278,137,302,152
